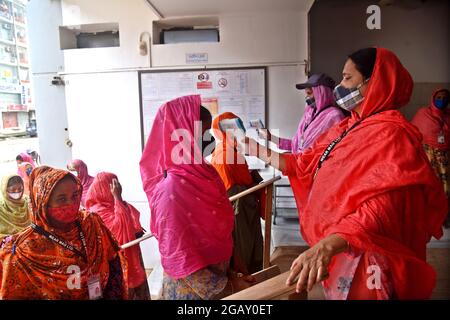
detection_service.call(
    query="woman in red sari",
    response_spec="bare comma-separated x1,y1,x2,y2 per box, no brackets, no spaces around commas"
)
85,172,150,299
412,88,450,228
0,166,128,299
242,48,447,299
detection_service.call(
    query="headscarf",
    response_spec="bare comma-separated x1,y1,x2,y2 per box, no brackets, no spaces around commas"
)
0,174,30,237
140,95,234,279
18,152,36,168
211,112,253,191
85,172,147,289
0,166,127,299
291,85,345,152
411,88,450,150
282,48,447,299
17,162,33,196
68,159,95,207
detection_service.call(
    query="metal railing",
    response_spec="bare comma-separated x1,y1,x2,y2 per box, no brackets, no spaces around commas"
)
228,176,281,268
120,176,282,269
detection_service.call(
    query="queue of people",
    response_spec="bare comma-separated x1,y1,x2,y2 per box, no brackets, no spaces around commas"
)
0,47,448,300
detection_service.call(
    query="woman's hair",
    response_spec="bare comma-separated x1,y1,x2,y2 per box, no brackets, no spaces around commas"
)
200,105,212,122
16,155,23,161
7,176,23,188
348,48,377,80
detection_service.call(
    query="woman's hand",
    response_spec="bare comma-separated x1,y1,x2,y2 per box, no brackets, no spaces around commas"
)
286,234,348,293
110,178,123,202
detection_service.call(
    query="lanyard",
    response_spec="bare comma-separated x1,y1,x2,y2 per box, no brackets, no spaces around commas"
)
313,119,363,179
31,221,88,262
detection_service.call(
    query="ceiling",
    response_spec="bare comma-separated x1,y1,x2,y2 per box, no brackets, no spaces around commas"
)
145,0,315,18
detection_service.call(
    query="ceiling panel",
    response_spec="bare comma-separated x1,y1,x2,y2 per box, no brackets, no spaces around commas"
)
145,0,314,18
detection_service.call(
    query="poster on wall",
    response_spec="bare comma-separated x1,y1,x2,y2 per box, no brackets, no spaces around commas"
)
139,67,266,169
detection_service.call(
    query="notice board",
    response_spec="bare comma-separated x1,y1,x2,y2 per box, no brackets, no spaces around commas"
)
138,67,267,168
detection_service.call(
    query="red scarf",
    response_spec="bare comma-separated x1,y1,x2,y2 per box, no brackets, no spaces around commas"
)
412,88,450,150
85,172,146,289
283,48,447,299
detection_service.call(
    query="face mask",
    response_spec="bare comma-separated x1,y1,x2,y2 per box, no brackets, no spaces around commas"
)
305,97,316,108
47,203,79,224
8,192,23,200
26,167,32,176
334,78,370,111
435,98,449,109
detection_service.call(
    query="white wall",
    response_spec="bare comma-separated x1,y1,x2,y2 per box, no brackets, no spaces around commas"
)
61,0,155,72
63,71,160,267
310,0,449,83
58,0,309,269
27,0,72,168
152,11,307,67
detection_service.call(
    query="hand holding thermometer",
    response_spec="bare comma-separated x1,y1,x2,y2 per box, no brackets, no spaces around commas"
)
249,119,265,134
249,119,269,145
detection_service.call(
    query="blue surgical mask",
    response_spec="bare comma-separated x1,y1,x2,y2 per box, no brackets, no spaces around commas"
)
334,78,370,111
26,167,32,176
435,98,449,109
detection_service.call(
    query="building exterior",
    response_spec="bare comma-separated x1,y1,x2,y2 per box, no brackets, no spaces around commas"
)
0,0,34,137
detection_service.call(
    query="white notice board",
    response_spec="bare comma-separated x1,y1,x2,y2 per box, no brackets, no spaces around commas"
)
139,67,267,168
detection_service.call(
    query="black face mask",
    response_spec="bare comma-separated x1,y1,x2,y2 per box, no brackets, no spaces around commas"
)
305,97,316,107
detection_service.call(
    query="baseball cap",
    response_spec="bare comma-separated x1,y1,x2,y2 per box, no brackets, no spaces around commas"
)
296,73,336,90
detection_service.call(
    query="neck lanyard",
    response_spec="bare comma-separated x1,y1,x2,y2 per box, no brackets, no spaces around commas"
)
313,119,363,180
31,221,88,262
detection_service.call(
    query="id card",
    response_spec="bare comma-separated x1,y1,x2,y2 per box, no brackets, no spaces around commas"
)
87,274,103,300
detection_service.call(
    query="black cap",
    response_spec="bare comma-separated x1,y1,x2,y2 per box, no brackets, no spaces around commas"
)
296,73,336,90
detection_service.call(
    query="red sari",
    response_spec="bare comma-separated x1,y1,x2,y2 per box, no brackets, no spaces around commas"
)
282,48,447,299
85,172,147,290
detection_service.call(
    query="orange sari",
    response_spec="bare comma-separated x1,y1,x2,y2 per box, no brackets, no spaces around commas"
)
0,166,128,300
210,112,253,191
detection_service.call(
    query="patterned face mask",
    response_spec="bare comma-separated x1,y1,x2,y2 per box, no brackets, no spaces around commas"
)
47,203,79,224
334,78,370,111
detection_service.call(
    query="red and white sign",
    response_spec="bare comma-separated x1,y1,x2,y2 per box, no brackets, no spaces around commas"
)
197,81,213,89
7,104,27,111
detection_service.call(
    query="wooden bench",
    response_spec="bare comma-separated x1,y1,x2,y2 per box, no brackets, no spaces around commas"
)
223,269,307,300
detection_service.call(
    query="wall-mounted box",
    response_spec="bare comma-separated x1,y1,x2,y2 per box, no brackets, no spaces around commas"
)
153,17,219,45
161,28,219,44
59,23,120,50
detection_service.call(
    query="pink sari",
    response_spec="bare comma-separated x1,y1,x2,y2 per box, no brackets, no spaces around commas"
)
17,152,36,180
18,153,36,168
68,159,94,207
85,172,147,289
139,95,234,279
